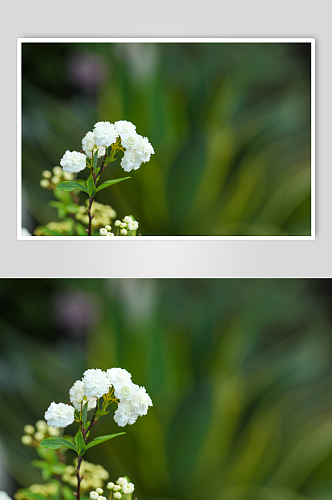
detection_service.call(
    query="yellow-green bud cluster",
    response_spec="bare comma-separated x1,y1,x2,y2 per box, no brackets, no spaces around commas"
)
14,483,58,500
21,420,60,446
76,201,117,229
63,460,109,491
34,221,72,236
40,166,75,189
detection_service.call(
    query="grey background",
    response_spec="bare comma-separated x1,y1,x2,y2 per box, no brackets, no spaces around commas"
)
2,0,331,277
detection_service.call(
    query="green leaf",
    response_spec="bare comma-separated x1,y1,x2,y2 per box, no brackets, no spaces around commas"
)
40,437,78,453
87,175,97,197
96,177,131,193
81,401,88,425
75,430,87,456
86,432,125,450
56,181,89,195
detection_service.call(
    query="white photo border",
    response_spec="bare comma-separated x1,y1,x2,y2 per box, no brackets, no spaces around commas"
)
17,37,315,241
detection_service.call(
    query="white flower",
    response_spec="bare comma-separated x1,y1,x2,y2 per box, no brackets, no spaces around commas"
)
114,381,139,401
0,492,12,500
114,400,139,427
120,150,142,172
121,132,141,150
100,228,108,236
90,492,99,500
106,483,114,490
117,478,127,486
93,122,119,147
95,489,103,494
120,222,127,228
99,497,106,500
69,380,97,411
135,136,154,163
107,232,114,236
114,120,136,137
123,216,133,224
120,229,127,235
105,225,111,230
114,220,121,227
82,131,106,159
113,485,121,492
60,150,87,174
114,493,121,499
128,221,139,231
82,369,111,398
106,368,132,390
44,402,75,429
122,483,134,494
131,386,153,416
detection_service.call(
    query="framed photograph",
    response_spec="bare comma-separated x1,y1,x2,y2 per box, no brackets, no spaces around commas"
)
17,38,315,240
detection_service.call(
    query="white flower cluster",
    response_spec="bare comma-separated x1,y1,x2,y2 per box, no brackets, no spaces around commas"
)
114,216,139,236
44,368,152,429
59,120,154,175
90,477,134,500
99,225,114,236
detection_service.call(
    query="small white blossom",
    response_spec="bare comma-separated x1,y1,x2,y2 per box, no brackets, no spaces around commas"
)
114,400,139,427
123,216,133,224
105,225,111,230
114,120,136,137
114,220,121,227
120,229,127,235
44,402,75,429
107,232,114,236
120,150,142,172
117,478,127,486
93,121,119,147
23,425,35,435
121,132,141,150
82,369,111,398
100,228,108,236
82,131,106,159
60,150,87,174
21,435,32,445
128,221,139,231
120,222,127,228
114,381,139,401
113,485,121,492
99,497,106,500
106,483,114,490
135,136,154,163
131,386,153,416
95,489,103,494
113,493,121,499
69,380,97,411
122,483,134,494
106,368,132,391
90,492,99,500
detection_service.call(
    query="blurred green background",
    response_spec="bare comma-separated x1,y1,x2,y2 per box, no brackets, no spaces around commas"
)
21,42,312,236
1,279,332,500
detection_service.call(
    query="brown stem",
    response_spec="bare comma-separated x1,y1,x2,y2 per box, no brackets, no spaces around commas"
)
87,197,94,236
75,405,99,499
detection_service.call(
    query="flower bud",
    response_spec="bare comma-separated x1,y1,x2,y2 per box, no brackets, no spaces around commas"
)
120,222,127,228
42,170,52,179
113,485,121,492
63,172,74,181
117,478,127,486
95,489,103,494
23,425,35,435
107,232,115,236
114,220,121,227
51,176,61,185
34,431,44,441
105,225,111,230
21,435,32,445
53,166,63,176
120,229,127,236
100,228,108,236
40,179,49,188
36,420,48,432
106,483,114,490
90,492,99,500
48,426,60,436
114,493,121,499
